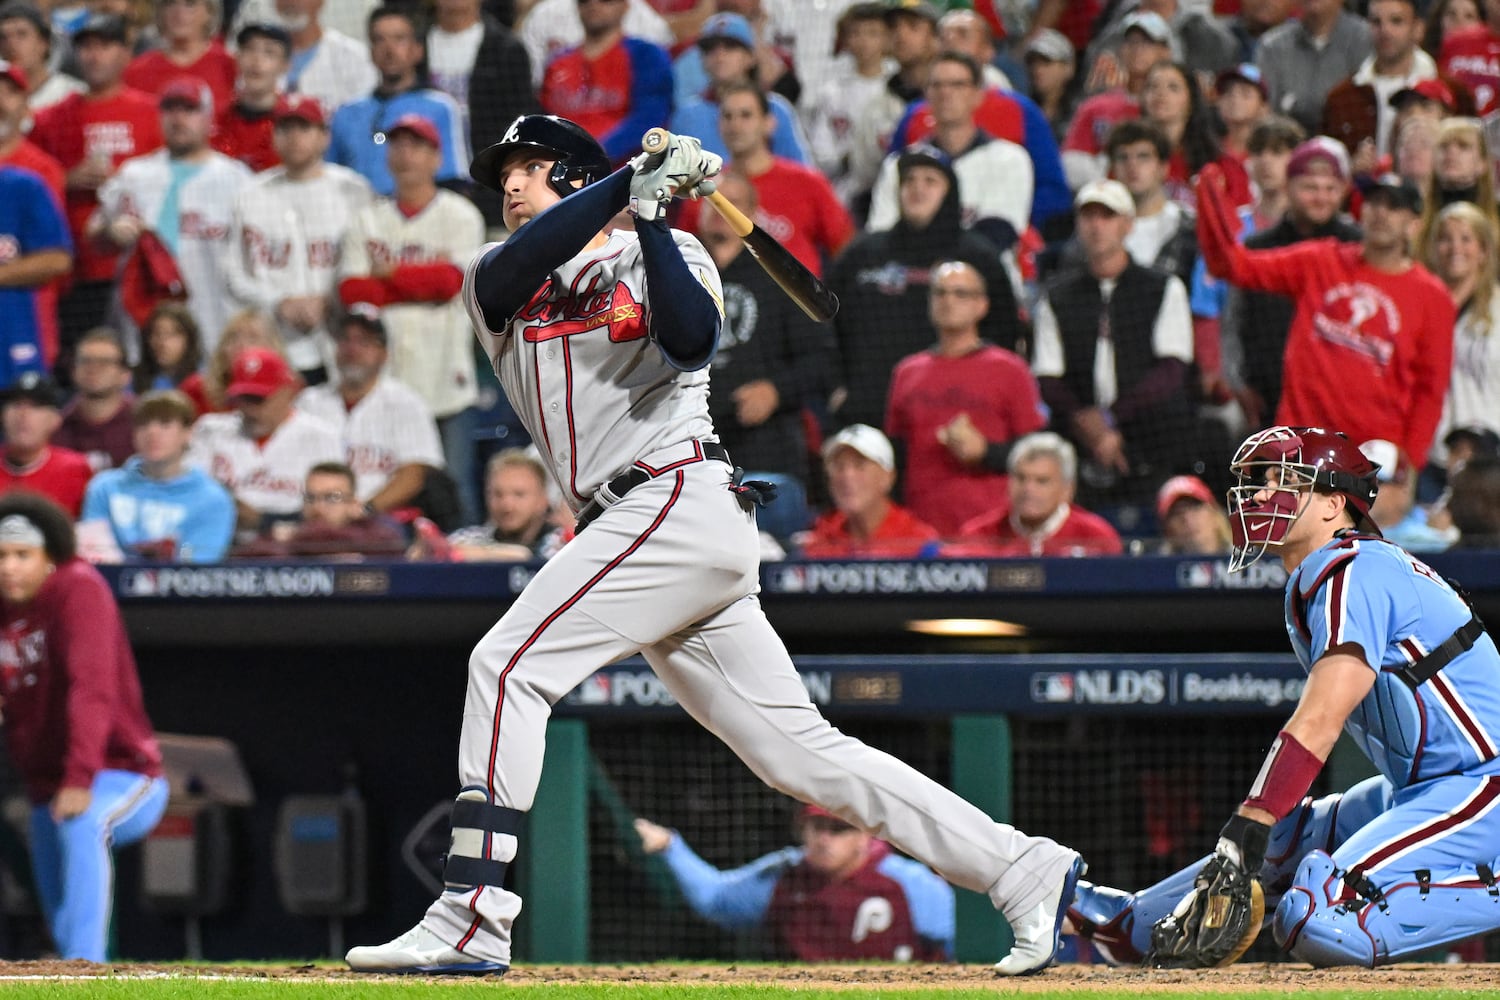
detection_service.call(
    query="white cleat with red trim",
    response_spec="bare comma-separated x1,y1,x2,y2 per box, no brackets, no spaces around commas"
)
346,924,508,975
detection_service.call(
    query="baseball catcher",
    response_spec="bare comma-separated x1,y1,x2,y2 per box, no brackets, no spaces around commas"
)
1059,426,1500,970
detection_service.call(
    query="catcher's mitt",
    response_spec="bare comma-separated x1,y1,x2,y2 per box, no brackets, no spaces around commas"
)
1146,814,1269,969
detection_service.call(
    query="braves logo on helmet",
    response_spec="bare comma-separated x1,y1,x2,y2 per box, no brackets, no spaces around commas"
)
1226,426,1381,572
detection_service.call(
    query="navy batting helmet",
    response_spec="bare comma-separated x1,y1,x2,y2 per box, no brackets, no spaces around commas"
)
471,115,611,198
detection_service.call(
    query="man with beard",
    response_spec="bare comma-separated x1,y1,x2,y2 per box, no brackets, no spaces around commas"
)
826,143,1018,431
187,346,341,531
297,303,444,515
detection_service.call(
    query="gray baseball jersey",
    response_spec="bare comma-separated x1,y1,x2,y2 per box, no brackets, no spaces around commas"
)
409,224,1079,966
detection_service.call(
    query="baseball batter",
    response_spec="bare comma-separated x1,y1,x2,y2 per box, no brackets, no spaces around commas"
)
1068,427,1500,968
345,115,1085,976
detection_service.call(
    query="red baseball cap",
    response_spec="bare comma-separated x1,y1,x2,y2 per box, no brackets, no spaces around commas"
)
1389,77,1457,112
274,93,326,128
799,804,855,827
227,348,298,399
1156,475,1218,521
386,113,440,148
159,76,213,113
0,59,27,93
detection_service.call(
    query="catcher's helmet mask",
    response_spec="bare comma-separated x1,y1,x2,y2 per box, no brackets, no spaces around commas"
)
471,115,611,199
1226,426,1382,572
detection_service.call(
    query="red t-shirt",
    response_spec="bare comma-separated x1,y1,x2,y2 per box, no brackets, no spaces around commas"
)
54,401,135,473
0,447,94,517
212,101,282,173
1167,151,1251,209
0,143,66,366
799,504,939,559
540,41,632,145
30,89,164,282
124,43,238,107
896,88,1027,148
1441,24,1500,115
742,157,854,278
1063,90,1139,155
950,501,1124,557
885,344,1048,538
0,559,162,803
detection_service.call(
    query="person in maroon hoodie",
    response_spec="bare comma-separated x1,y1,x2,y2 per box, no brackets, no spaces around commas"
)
0,492,166,962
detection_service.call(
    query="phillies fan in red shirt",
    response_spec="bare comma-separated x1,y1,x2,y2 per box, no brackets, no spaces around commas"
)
28,14,162,346
717,82,853,278
123,0,236,106
0,373,93,517
211,22,291,173
635,802,955,961
1439,14,1500,114
799,424,940,560
885,260,1047,537
0,492,166,963
1198,162,1455,468
952,431,1124,557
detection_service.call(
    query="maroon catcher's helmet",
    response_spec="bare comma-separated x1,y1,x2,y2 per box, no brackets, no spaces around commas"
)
1226,426,1382,571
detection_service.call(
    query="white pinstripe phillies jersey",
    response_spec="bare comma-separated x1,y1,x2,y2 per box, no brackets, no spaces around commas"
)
341,190,483,418
186,408,343,516
97,149,253,354
1287,535,1500,789
462,228,723,512
298,376,445,501
226,164,374,375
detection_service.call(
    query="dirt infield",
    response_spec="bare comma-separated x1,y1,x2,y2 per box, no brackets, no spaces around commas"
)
4,960,1499,991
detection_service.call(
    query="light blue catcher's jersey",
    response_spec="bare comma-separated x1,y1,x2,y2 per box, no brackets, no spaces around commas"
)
1285,535,1500,789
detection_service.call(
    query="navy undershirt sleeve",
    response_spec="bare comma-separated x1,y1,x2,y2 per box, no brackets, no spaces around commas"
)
635,216,721,371
471,166,633,328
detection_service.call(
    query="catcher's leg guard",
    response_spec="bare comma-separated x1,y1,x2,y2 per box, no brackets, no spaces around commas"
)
1275,848,1500,966
1068,880,1150,965
1263,777,1392,901
444,786,524,890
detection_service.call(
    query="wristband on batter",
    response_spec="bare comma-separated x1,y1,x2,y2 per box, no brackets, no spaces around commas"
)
1242,729,1323,820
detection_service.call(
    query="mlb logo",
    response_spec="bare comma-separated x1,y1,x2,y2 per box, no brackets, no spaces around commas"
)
568,672,610,706
774,566,806,593
121,570,159,597
1177,561,1215,588
1030,673,1074,703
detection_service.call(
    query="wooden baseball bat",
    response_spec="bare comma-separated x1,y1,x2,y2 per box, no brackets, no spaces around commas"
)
641,128,840,323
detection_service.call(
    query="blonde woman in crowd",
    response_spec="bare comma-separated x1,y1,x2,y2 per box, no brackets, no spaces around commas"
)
179,308,287,415
1427,201,1500,472
1414,117,1499,263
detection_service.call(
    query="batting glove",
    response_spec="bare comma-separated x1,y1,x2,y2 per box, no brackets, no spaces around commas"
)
630,133,722,205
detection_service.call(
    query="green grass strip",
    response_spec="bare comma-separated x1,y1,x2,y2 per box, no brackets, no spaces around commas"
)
2,984,1500,1000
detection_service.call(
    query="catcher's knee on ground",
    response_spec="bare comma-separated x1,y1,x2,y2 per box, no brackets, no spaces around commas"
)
1273,849,1500,967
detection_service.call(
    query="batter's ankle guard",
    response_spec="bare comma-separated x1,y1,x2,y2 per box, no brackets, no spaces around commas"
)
443,787,524,891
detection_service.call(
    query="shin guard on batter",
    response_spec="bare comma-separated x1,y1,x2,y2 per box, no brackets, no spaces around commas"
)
444,787,523,891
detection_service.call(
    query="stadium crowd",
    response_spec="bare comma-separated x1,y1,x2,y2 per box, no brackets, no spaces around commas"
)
0,0,1497,563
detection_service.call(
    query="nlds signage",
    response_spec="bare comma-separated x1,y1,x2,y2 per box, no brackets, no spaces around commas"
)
1030,670,1167,705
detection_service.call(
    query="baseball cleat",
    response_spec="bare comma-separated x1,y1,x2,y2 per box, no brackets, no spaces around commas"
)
994,854,1087,976
345,924,507,975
